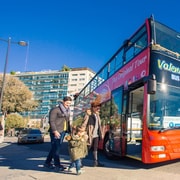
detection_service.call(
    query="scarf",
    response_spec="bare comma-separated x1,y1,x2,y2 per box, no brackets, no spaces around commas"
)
59,102,70,131
59,102,70,119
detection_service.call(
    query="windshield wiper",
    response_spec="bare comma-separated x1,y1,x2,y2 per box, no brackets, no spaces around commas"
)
159,126,180,133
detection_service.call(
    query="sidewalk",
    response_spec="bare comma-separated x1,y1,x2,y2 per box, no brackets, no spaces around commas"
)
0,137,180,180
0,137,124,180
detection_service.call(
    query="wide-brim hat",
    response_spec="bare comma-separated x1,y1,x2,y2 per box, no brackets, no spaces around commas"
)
91,101,101,107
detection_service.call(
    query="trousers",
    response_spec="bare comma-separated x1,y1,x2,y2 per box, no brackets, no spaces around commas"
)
45,131,66,166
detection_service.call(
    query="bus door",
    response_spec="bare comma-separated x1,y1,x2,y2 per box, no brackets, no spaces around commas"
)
108,86,123,155
124,86,144,160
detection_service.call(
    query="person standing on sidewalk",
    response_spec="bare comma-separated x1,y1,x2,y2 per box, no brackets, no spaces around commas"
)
86,101,104,167
44,96,72,172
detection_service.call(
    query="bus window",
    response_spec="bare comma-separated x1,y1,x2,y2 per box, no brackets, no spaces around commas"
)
152,20,180,59
123,25,148,64
109,57,116,77
115,51,124,70
148,84,180,130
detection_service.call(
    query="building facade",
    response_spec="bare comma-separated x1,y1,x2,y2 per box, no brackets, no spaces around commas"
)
15,67,95,121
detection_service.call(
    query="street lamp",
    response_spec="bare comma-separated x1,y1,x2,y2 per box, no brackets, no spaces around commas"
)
0,37,28,143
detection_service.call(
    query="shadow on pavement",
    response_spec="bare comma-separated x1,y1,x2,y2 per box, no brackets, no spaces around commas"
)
0,137,178,173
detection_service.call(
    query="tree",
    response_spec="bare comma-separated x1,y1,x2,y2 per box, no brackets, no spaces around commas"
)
10,71,16,75
0,74,38,114
61,65,71,71
5,113,26,129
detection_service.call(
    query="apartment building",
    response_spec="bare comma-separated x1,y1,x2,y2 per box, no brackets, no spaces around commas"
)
15,67,95,121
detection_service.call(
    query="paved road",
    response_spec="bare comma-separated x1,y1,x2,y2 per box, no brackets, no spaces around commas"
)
0,136,180,180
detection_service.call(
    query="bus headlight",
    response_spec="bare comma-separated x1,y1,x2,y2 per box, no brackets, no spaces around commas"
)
150,146,165,151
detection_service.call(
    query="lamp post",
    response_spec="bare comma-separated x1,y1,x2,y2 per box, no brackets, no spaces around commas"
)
0,37,28,143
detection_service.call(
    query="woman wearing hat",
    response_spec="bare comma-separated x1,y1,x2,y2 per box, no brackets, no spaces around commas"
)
86,102,104,167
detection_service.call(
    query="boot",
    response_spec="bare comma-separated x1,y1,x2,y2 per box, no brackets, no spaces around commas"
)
93,160,104,167
93,151,104,167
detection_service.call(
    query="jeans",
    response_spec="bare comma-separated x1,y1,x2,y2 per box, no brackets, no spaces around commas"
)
45,131,66,167
69,159,81,172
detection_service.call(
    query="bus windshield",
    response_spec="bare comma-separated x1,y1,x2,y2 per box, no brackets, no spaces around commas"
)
152,20,180,59
148,84,180,130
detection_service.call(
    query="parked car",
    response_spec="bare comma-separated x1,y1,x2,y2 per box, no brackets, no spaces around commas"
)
17,128,44,144
15,128,25,136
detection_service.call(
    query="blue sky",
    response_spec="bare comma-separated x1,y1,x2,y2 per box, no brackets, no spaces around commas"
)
0,0,180,73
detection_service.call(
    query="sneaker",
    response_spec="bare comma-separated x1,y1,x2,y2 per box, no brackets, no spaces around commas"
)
60,165,67,170
44,163,54,169
93,161,104,167
67,167,73,172
54,166,64,172
77,170,82,175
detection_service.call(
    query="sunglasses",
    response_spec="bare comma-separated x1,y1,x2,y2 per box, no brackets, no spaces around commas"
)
93,105,101,108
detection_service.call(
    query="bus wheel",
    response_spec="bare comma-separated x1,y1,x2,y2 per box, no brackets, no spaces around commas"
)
103,136,114,159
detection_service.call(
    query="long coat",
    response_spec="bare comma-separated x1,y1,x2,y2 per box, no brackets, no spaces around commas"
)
68,134,88,161
86,113,103,146
49,105,71,133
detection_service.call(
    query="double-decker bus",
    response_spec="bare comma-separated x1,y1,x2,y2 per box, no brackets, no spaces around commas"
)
72,16,180,164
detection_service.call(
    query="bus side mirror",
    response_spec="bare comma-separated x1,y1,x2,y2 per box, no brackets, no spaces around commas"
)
147,75,156,94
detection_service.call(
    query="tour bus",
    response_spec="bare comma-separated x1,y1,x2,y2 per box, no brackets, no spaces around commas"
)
72,16,180,164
